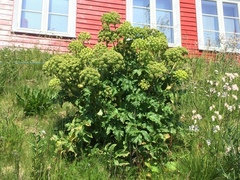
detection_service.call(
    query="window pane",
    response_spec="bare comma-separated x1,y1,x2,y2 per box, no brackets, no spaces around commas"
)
133,0,150,7
48,15,68,32
202,0,217,15
203,16,219,31
204,31,220,46
156,0,172,10
156,11,173,26
133,8,150,25
49,0,69,14
224,18,240,33
21,12,42,29
157,27,173,43
223,3,238,17
22,0,43,11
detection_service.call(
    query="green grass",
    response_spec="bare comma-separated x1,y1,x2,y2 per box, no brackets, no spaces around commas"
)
0,48,240,179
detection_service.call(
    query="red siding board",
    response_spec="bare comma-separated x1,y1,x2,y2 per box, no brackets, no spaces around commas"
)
76,0,126,44
180,0,198,53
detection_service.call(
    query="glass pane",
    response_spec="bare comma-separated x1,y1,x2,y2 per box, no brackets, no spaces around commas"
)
224,18,240,33
21,12,42,29
203,16,219,31
157,27,173,43
133,0,150,7
204,31,220,46
223,3,238,17
49,0,69,14
22,0,43,11
156,11,172,26
48,15,68,32
156,0,172,10
202,0,217,15
133,8,150,25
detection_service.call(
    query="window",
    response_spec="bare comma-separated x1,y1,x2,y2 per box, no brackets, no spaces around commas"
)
12,0,76,37
126,0,181,46
196,0,240,52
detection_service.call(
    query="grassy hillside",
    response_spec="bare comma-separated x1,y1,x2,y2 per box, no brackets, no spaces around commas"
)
0,47,240,179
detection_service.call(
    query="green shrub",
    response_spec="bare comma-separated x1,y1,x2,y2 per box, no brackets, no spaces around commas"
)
43,12,189,172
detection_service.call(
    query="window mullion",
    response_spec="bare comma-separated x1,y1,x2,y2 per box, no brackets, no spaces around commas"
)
150,0,156,28
41,0,48,33
217,1,225,36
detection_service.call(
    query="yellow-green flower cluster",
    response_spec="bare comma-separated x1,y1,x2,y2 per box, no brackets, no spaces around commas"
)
78,67,100,88
48,77,61,90
173,70,188,81
147,61,167,79
164,47,188,63
78,32,91,42
78,47,94,67
94,49,124,72
138,79,150,90
145,36,168,55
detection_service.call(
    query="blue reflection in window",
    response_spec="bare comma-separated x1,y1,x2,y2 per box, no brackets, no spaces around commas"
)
224,18,240,33
156,11,173,26
133,0,150,7
133,8,150,25
21,12,42,29
203,16,219,31
202,0,217,15
49,0,69,14
223,3,238,17
48,15,68,32
22,0,43,11
156,0,172,10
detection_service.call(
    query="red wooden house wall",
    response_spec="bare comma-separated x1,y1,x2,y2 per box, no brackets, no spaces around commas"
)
0,0,202,55
0,0,126,52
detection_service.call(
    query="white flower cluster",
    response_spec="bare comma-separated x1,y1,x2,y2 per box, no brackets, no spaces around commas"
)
189,110,202,132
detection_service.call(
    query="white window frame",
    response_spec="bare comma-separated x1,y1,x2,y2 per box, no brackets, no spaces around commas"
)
12,0,76,38
196,0,240,53
126,0,181,47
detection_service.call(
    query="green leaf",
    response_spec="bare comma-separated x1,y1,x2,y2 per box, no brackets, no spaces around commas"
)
146,112,162,124
141,130,151,142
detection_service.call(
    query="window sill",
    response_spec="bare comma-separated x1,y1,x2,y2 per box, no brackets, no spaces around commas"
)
198,45,240,54
11,28,76,39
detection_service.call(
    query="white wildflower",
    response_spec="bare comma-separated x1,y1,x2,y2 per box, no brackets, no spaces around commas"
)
211,115,216,121
232,94,238,100
222,76,226,82
221,92,228,98
206,139,211,146
209,104,215,111
214,111,219,115
232,84,239,91
218,114,223,120
210,88,216,93
225,146,232,154
233,73,239,77
213,125,220,133
214,70,218,74
189,125,199,132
